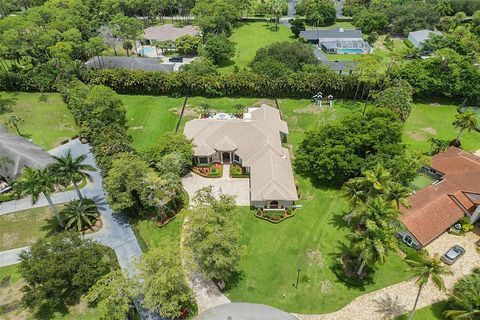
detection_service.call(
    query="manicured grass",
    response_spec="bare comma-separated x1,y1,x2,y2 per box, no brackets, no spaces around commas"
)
122,95,260,150
0,92,78,150
307,21,355,30
0,265,101,320
395,301,447,320
219,22,295,72
404,101,480,152
0,206,61,251
135,211,185,251
410,174,435,191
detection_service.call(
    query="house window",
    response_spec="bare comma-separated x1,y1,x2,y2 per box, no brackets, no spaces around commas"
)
198,157,209,164
234,154,241,163
269,200,279,209
403,235,413,246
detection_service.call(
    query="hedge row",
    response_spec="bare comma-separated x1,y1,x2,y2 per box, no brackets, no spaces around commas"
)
82,69,360,99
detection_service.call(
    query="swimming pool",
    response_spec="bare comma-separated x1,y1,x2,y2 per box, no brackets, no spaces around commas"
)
140,47,156,55
337,48,363,54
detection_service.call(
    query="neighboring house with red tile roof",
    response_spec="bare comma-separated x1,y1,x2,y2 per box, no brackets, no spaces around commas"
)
399,147,480,249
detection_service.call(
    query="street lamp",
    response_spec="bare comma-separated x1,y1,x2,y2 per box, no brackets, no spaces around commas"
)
295,268,302,289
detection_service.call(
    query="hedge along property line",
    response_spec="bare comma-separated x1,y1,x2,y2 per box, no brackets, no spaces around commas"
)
82,69,360,99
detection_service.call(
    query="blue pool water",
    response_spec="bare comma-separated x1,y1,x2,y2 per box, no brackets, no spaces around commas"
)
337,48,363,54
140,47,155,55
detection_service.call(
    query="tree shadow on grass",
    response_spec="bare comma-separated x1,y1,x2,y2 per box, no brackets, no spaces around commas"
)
224,270,245,292
217,59,235,68
327,241,376,291
328,210,351,231
39,216,62,238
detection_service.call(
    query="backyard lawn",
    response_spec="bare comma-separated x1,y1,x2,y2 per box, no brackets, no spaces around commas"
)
219,22,294,72
0,265,102,320
123,95,261,150
0,92,77,150
0,206,62,251
404,101,480,152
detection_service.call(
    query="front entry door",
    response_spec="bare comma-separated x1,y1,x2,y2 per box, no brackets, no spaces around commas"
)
222,152,231,164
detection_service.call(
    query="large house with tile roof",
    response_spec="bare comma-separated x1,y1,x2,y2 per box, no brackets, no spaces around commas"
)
183,105,298,209
399,147,480,249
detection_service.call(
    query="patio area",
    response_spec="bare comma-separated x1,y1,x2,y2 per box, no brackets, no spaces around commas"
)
182,165,250,206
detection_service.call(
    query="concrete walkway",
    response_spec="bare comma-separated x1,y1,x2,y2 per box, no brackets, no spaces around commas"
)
294,232,480,320
0,140,142,276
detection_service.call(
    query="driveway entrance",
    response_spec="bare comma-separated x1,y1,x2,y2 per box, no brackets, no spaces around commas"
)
182,165,250,206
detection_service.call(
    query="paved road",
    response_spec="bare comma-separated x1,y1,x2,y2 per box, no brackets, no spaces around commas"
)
334,0,344,18
195,303,299,320
280,0,296,27
0,140,142,276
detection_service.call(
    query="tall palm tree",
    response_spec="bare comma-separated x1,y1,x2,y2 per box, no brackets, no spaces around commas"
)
356,197,401,229
453,109,479,142
363,164,392,193
384,182,412,209
341,178,367,226
141,172,173,223
351,221,398,276
406,256,452,320
444,290,480,319
50,150,95,200
62,199,99,231
14,167,64,228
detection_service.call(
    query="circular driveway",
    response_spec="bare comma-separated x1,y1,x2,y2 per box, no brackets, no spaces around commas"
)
194,303,298,320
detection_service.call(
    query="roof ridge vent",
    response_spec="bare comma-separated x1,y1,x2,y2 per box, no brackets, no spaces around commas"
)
339,28,344,32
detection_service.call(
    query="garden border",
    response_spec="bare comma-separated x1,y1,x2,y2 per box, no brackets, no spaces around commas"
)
253,210,296,224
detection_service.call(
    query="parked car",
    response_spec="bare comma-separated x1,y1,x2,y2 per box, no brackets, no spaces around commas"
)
169,56,183,63
441,245,465,265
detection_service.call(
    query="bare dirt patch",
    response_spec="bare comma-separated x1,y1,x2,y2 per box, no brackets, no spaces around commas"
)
293,104,323,114
421,127,437,135
318,279,333,294
406,131,427,141
307,249,325,268
130,126,144,131
253,99,275,106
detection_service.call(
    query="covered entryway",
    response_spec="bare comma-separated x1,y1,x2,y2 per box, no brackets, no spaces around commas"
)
222,152,231,164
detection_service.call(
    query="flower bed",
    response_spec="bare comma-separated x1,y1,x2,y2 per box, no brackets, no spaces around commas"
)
230,164,250,178
254,208,296,223
192,163,223,178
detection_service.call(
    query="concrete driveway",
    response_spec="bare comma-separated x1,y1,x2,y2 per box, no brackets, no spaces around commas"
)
182,165,250,206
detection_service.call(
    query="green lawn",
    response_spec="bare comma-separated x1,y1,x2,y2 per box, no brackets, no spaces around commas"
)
0,92,77,150
0,206,61,251
404,101,480,152
306,21,355,30
123,95,261,150
395,301,447,320
219,22,295,72
410,174,435,191
0,264,101,320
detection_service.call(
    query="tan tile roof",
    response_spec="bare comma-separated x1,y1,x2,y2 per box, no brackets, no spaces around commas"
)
400,147,480,246
184,105,298,202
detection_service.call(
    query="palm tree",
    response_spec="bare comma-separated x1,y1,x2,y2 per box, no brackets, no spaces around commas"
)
363,164,392,193
356,197,401,229
61,199,99,231
14,167,64,228
50,150,95,200
341,178,367,226
444,290,480,319
384,182,411,209
406,256,452,320
351,222,398,276
453,109,479,143
141,172,173,223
